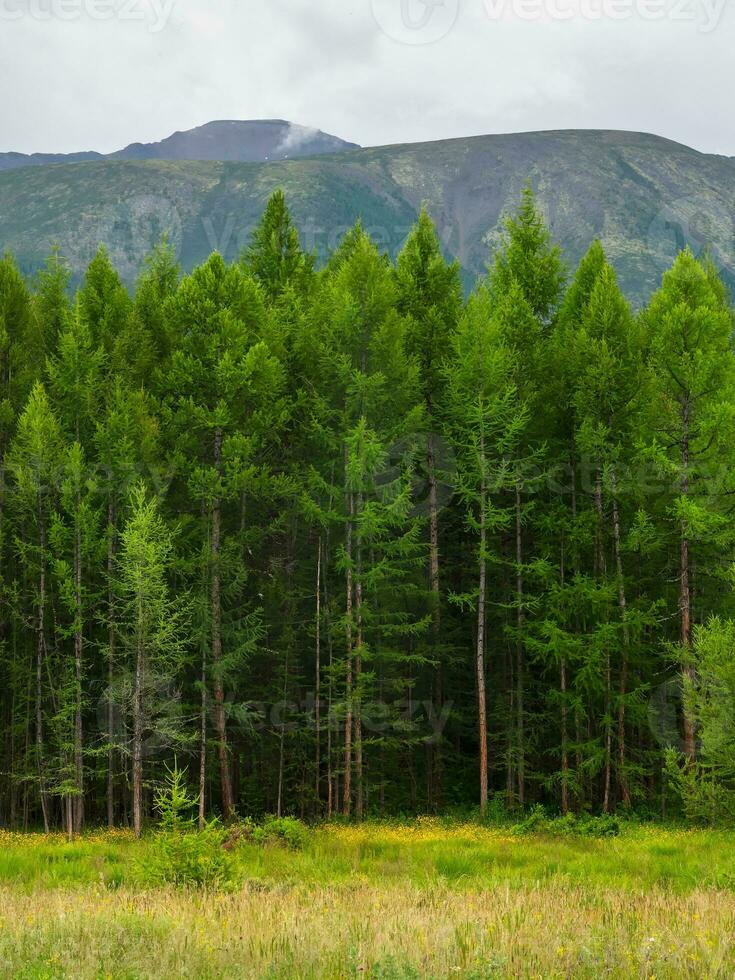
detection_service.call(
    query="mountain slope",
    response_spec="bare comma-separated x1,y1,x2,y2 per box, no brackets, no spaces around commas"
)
1,128,733,303
0,120,358,172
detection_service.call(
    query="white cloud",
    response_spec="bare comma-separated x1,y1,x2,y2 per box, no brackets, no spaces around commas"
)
0,0,732,155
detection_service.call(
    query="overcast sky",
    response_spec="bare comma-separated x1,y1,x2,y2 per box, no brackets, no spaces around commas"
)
1,0,733,155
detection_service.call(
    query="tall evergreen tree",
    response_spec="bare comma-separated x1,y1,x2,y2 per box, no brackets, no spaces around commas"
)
162,253,283,820
446,286,529,813
395,210,462,802
114,483,187,838
641,250,735,761
6,384,64,830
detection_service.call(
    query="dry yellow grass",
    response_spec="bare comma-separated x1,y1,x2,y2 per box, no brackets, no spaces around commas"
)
2,822,735,978
2,880,735,978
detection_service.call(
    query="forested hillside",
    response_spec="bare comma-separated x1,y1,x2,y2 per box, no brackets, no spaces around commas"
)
1,187,734,836
2,129,735,305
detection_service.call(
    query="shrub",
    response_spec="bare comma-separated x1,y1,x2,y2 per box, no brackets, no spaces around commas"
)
220,815,310,851
665,749,735,826
574,814,621,838
511,806,621,838
253,816,309,850
511,804,548,836
481,795,517,826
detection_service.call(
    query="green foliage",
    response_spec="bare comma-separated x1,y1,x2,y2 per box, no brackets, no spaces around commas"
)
138,764,236,888
251,815,310,850
511,805,621,838
488,185,565,326
244,189,314,300
3,189,735,836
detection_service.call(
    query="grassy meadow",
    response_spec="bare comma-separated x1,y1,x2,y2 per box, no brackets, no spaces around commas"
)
1,820,735,978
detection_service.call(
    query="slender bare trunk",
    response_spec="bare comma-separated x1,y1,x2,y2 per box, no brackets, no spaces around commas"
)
355,504,363,821
560,530,569,815
515,486,525,807
198,645,207,830
680,398,695,760
132,626,143,839
211,427,234,819
315,539,321,810
594,466,612,814
427,433,442,804
277,650,289,818
610,469,631,807
477,433,488,815
73,496,84,833
36,495,50,834
107,500,116,829
65,794,73,842
343,487,354,816
325,541,334,819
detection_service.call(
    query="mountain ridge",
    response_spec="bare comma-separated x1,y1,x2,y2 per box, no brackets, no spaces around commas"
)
0,120,359,172
1,126,733,305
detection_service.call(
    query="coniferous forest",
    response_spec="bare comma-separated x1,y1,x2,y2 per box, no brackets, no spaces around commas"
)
2,186,735,836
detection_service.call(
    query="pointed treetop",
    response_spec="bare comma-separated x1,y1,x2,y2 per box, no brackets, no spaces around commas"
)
244,189,314,300
396,208,463,406
489,185,566,327
77,245,131,353
558,240,607,332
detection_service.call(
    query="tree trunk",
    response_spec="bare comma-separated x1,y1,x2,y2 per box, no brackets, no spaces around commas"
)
595,466,612,813
65,794,73,842
515,486,525,807
427,433,443,805
73,497,84,834
343,487,354,816
276,650,289,818
107,500,116,829
315,538,322,811
132,627,143,839
355,505,363,821
610,470,631,807
680,398,696,760
477,436,489,815
560,530,569,815
325,536,335,819
36,495,50,834
211,426,234,819
198,645,207,830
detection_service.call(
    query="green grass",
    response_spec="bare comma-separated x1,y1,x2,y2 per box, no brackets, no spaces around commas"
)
1,821,735,977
